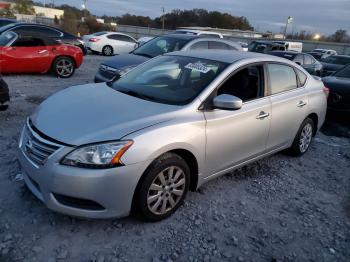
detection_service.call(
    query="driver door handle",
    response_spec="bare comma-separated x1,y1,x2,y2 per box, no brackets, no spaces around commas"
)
256,111,270,120
38,50,48,54
297,101,307,108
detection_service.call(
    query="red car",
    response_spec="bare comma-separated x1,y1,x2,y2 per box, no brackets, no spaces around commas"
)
0,31,83,78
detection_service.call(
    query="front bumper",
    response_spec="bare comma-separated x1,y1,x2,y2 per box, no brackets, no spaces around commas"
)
18,126,151,219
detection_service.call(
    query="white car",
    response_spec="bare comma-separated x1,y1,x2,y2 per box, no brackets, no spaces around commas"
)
83,32,138,56
312,49,338,57
175,29,223,38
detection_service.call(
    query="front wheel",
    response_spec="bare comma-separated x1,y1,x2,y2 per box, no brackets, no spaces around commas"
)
288,118,314,156
102,45,114,56
52,56,75,78
135,153,190,222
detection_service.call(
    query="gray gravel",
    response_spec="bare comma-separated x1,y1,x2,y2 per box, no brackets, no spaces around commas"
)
0,55,350,262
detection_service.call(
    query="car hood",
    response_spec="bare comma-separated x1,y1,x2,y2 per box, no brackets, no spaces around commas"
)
102,53,149,70
30,83,178,145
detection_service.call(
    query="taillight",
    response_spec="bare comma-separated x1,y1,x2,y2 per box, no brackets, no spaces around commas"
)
323,86,330,98
89,38,100,42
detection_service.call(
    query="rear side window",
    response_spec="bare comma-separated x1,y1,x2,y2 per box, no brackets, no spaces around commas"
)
304,55,314,65
267,64,298,94
190,41,209,50
296,69,307,86
108,34,135,43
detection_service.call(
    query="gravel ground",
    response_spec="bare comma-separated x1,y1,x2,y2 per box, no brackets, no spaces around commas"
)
0,55,349,262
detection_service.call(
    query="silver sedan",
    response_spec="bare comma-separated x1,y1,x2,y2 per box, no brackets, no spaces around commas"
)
18,50,327,221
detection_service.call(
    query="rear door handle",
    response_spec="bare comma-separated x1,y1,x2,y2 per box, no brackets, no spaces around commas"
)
297,101,307,108
256,111,270,120
38,50,48,54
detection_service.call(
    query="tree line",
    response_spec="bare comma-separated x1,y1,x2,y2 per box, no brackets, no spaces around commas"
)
0,0,349,43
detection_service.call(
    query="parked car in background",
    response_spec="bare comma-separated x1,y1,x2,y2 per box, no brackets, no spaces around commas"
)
249,41,286,53
249,40,303,53
322,64,350,112
175,29,223,38
0,18,16,27
239,42,248,51
137,36,154,46
94,34,242,82
82,32,138,56
0,75,9,111
0,23,87,55
312,49,337,58
273,41,303,52
18,50,327,221
270,51,323,76
320,55,350,76
0,32,83,78
308,52,324,61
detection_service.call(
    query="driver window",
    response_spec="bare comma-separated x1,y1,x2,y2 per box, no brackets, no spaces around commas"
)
217,65,264,102
12,37,45,47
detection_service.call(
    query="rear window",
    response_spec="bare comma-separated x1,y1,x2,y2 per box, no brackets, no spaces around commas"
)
94,32,108,36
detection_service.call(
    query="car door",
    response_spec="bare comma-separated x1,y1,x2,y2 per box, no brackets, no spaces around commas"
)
204,63,271,176
265,63,308,151
1,36,51,73
119,35,138,52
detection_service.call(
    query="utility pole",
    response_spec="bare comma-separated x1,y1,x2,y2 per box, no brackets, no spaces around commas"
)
161,7,165,30
283,16,293,39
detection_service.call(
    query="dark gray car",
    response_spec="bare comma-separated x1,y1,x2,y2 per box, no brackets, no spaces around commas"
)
94,34,242,83
321,55,350,76
270,51,323,76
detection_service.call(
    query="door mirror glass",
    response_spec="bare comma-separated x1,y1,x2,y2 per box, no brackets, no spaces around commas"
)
213,94,242,110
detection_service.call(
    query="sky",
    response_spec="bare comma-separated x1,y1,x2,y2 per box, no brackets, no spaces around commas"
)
37,0,350,35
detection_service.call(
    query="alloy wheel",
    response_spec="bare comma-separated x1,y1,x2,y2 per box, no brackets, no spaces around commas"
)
299,123,313,153
56,59,74,77
103,46,113,56
147,166,186,215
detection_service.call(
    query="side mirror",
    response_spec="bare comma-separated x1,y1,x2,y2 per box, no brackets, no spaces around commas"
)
213,94,242,110
106,74,121,87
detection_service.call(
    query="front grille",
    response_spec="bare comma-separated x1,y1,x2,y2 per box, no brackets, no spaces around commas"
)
21,120,61,166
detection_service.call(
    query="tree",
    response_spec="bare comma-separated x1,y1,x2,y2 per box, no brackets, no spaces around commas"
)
329,29,348,43
12,0,35,15
0,6,15,18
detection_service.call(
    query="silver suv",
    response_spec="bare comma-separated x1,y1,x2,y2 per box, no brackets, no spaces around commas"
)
19,51,327,221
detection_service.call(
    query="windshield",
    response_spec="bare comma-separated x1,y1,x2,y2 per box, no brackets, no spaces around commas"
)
314,49,326,53
132,36,190,58
334,65,350,78
321,56,350,65
111,55,228,105
0,31,17,46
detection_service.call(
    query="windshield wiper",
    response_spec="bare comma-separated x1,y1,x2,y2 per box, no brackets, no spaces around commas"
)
133,52,153,58
117,89,157,102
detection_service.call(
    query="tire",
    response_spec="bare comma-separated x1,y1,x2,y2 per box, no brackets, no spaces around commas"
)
288,118,315,156
52,56,75,78
135,153,190,222
102,45,113,56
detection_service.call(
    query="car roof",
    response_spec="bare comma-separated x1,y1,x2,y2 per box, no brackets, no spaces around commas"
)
167,50,278,64
162,33,200,40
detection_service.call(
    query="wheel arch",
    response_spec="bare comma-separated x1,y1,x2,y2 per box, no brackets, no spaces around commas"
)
306,112,318,136
130,148,200,214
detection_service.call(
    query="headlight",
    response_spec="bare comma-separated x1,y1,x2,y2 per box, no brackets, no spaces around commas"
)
61,141,133,168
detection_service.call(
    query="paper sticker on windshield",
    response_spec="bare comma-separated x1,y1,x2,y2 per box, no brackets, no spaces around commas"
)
185,63,211,73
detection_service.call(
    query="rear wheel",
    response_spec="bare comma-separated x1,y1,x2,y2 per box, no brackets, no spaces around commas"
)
288,118,314,156
102,45,113,56
52,56,75,78
135,153,190,222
